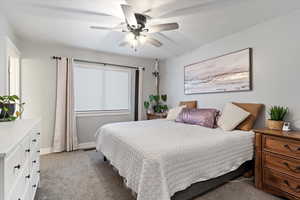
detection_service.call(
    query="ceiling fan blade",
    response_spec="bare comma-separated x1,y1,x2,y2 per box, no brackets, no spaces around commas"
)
147,23,179,33
121,4,138,28
146,37,162,47
90,26,125,32
156,33,179,45
119,41,130,47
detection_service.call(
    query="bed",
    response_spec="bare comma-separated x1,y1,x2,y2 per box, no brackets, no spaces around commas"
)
95,119,254,200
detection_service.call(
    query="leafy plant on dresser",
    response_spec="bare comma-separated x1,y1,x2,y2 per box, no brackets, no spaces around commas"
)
267,106,288,130
144,94,168,113
0,95,25,122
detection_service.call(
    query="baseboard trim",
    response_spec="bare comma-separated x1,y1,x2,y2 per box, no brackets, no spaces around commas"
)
40,147,53,155
40,142,96,155
77,142,96,150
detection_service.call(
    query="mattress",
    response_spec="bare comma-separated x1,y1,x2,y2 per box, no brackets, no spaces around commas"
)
95,119,254,200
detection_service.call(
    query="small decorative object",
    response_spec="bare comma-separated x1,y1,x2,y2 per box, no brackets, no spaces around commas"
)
144,101,152,114
184,48,252,94
267,106,288,130
0,95,25,122
282,122,291,132
144,94,168,114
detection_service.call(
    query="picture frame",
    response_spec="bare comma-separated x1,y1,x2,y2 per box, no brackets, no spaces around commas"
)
184,48,252,95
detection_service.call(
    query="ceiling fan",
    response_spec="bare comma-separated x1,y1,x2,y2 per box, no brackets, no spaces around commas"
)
20,0,228,51
90,4,180,50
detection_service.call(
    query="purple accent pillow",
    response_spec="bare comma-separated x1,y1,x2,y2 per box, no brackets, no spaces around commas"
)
176,108,219,128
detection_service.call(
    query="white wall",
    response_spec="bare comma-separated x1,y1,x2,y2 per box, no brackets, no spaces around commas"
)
160,10,300,130
0,14,19,95
21,41,156,149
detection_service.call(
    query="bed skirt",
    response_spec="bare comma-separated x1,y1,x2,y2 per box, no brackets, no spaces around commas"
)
172,160,253,200
103,155,253,200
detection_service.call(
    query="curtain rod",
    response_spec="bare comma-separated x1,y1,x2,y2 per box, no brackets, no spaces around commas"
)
52,56,145,70
74,58,145,71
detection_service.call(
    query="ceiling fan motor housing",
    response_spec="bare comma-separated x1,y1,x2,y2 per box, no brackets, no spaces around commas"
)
134,13,147,29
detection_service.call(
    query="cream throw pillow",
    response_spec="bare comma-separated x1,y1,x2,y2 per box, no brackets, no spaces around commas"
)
167,105,186,120
218,103,250,131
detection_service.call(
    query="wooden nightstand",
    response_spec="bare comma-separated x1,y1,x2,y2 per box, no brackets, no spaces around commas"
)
146,113,167,120
254,128,300,200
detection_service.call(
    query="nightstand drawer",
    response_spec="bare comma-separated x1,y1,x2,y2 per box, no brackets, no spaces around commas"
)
264,152,300,178
263,136,300,159
264,168,300,198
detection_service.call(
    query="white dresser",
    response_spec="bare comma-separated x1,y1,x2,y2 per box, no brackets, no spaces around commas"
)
0,119,41,200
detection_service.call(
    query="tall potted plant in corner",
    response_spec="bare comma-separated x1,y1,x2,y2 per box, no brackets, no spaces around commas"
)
267,106,288,130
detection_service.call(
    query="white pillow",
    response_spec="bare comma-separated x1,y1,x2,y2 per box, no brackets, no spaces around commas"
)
218,103,250,131
167,105,186,120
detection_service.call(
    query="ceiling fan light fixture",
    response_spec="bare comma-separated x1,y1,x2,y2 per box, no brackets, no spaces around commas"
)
126,32,135,42
131,39,138,47
138,35,147,44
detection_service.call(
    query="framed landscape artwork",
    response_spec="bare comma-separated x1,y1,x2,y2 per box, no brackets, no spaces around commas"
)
184,48,252,95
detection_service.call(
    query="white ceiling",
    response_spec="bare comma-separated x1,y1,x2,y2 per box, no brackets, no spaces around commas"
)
2,0,300,59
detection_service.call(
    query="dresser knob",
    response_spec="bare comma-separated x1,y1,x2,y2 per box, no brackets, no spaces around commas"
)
32,160,37,164
283,180,300,192
14,164,21,169
32,184,37,188
37,150,40,153
25,149,30,153
37,132,41,135
283,144,300,153
37,170,41,173
25,174,30,179
32,139,37,142
283,162,300,173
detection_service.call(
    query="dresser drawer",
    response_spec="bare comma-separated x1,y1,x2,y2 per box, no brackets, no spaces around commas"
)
20,134,31,166
30,131,40,150
263,135,300,159
264,168,300,198
264,152,300,179
8,159,30,200
5,145,23,196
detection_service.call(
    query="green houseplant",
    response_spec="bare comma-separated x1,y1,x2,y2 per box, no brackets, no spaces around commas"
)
144,94,168,114
0,95,25,122
267,106,288,130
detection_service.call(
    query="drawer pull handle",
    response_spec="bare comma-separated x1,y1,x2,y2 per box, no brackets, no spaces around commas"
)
37,132,40,135
37,150,41,153
283,180,300,193
25,174,30,179
32,139,37,142
33,160,37,164
284,144,300,153
14,164,21,169
37,170,41,173
33,184,37,188
25,149,31,153
283,162,300,173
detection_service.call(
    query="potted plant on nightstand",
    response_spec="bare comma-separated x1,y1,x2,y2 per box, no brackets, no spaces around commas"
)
144,94,168,119
0,95,25,122
267,106,288,130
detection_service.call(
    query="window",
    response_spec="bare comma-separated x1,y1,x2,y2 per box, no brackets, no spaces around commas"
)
8,56,20,97
74,62,132,113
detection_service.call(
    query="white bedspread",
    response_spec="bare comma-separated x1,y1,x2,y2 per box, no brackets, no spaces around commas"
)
95,119,254,200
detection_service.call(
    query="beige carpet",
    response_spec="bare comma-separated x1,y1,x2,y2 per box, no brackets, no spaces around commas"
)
36,150,283,200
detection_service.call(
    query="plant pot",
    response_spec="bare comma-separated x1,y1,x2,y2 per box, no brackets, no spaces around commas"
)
267,120,284,130
0,103,16,118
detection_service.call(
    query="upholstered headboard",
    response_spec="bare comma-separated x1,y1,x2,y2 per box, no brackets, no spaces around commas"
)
179,101,197,109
